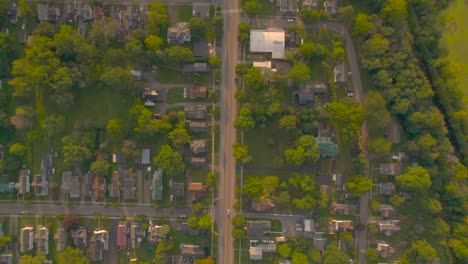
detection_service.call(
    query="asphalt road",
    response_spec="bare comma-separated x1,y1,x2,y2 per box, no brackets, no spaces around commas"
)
217,0,239,263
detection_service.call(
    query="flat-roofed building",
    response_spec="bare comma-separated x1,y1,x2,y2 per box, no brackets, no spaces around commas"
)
250,29,285,59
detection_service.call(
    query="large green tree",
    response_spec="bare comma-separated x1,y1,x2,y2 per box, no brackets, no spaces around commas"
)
168,128,192,148
364,91,390,130
396,166,432,194
148,2,169,35
189,18,208,40
101,67,134,92
325,98,363,143
345,175,372,197
153,145,185,176
234,104,255,130
284,135,320,166
244,67,265,90
323,245,350,264
57,247,89,264
401,240,437,264
289,63,312,84
165,46,194,65
90,159,110,177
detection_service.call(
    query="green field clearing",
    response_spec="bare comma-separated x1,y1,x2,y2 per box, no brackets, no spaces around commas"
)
441,0,468,98
167,87,211,104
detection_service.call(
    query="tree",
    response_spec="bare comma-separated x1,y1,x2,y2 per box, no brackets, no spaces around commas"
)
300,9,321,24
154,239,173,264
346,175,372,197
352,154,367,172
289,63,312,84
144,34,163,52
323,245,350,264
396,166,432,194
338,5,355,27
209,55,222,70
165,46,194,65
189,18,208,40
57,247,89,264
332,46,345,60
42,114,65,138
106,119,125,141
88,18,119,48
234,105,255,130
382,0,408,25
368,136,392,154
198,214,212,229
148,2,169,35
90,160,110,177
325,98,363,143
101,67,134,92
232,142,249,161
231,215,247,228
365,248,379,264
168,128,191,148
195,257,214,264
402,240,437,264
104,48,128,67
235,64,249,76
9,143,26,158
389,194,405,207
353,13,372,37
292,250,309,264
279,115,297,130
243,0,262,16
287,173,321,210
284,135,320,166
232,227,245,239
278,243,292,258
238,22,250,43
243,176,279,199
63,145,92,166
19,254,47,264
364,91,390,130
153,145,185,176
212,15,224,40
245,67,264,90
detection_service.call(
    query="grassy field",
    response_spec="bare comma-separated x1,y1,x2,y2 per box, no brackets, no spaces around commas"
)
178,5,193,21
167,87,211,104
441,0,468,98
154,67,191,84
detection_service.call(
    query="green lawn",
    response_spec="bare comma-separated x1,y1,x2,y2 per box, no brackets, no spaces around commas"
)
178,5,193,22
167,87,211,104
154,67,190,84
257,0,278,17
187,167,210,182
441,0,468,98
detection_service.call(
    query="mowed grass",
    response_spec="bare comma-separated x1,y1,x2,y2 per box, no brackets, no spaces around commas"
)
441,0,468,98
178,5,193,21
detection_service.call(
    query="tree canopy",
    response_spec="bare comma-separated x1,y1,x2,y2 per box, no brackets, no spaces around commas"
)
153,145,185,176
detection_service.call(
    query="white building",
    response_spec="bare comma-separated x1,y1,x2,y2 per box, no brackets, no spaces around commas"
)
250,29,285,59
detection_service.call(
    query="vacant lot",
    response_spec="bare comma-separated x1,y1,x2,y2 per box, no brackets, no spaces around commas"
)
441,0,468,97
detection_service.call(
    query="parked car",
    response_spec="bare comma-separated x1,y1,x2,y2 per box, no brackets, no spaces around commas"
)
347,88,354,97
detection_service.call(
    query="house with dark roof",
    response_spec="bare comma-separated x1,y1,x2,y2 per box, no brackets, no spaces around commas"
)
249,244,262,260
332,173,344,191
251,199,275,212
378,221,401,236
302,0,319,9
131,70,143,81
247,220,271,236
185,87,208,99
152,169,163,201
116,222,127,250
183,63,209,73
31,174,48,196
61,172,80,198
278,0,297,16
167,22,191,44
333,62,346,83
34,225,49,255
7,2,18,24
189,157,206,167
176,244,205,264
190,140,208,154
16,170,30,195
54,226,68,252
90,230,109,262
0,254,13,264
378,183,396,196
144,87,161,102
380,163,402,176
313,232,327,251
92,177,106,200
78,3,93,20
379,205,397,218
81,172,94,197
108,172,121,199
189,121,208,133
171,182,185,200
185,105,207,120
20,226,34,253
130,223,145,249
93,6,103,20
296,82,327,105
193,41,211,57
188,183,208,202
324,0,338,14
316,137,339,157
71,228,87,249
331,202,357,215
329,220,353,234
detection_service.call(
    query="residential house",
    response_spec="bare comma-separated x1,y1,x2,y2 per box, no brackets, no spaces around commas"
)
249,245,262,260
148,224,165,245
61,172,80,198
247,220,271,236
185,87,208,99
380,163,402,176
152,169,163,201
131,70,143,81
78,3,93,20
141,149,150,165
189,157,206,167
7,2,18,24
193,41,211,57
171,182,185,200
379,204,397,218
108,172,121,199
324,0,338,14
331,202,357,215
329,220,353,234
64,3,77,23
189,121,208,133
92,177,106,200
116,222,127,250
178,244,205,263
378,183,396,196
333,173,345,191
386,118,402,144
302,0,320,9
123,176,136,200
144,87,161,102
90,230,109,262
378,221,401,236
190,140,208,154
125,6,142,33
278,0,296,16
333,62,346,83
183,63,209,73
130,223,145,249
71,228,87,249
296,81,327,105
54,226,68,252
313,232,327,251
0,254,13,264
315,137,339,157
81,172,94,197
376,242,395,258
188,183,208,202
251,198,275,212
250,29,286,59
15,170,30,195
47,5,61,22
31,174,48,196
20,226,34,253
185,105,207,120
167,22,191,44
34,225,49,255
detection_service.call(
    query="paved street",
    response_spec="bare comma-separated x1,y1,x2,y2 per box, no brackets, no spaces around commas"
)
217,0,240,263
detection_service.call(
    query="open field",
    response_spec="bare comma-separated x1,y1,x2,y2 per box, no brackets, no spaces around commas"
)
441,0,468,98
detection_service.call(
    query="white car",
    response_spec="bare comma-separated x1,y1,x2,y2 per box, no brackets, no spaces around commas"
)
227,209,230,216
287,18,294,23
